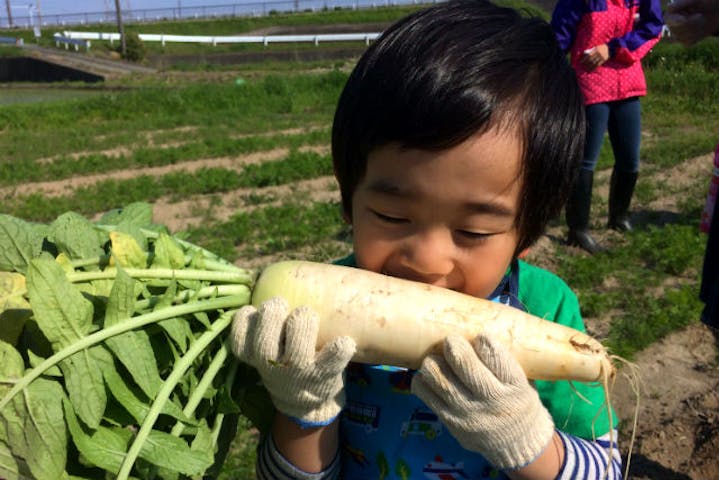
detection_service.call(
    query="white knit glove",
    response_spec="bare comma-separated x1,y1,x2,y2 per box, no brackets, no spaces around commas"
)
411,334,555,470
230,297,356,427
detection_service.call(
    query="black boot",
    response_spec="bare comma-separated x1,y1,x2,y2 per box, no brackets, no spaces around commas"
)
566,169,605,254
608,170,638,232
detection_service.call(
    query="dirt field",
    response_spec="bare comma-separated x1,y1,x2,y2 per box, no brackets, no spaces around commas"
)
612,324,719,479
7,131,716,478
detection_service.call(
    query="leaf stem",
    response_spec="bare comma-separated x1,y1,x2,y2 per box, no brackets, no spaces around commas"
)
133,285,249,311
210,356,241,445
117,312,234,480
170,343,229,437
70,255,109,268
67,268,254,285
0,293,249,412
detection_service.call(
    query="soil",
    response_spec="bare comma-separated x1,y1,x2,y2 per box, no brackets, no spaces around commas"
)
527,154,719,479
610,324,719,479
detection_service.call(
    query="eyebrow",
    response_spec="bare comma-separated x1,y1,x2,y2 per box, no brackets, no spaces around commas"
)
366,179,515,217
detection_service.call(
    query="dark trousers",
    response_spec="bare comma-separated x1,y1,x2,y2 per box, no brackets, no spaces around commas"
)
583,97,641,173
701,199,719,330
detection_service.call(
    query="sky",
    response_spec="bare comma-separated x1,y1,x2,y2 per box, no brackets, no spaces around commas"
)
23,1,221,16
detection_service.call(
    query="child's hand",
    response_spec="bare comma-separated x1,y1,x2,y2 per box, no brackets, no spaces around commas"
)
230,297,356,427
411,334,555,470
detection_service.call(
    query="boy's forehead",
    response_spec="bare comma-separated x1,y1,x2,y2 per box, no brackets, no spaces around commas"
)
368,126,524,173
361,131,523,206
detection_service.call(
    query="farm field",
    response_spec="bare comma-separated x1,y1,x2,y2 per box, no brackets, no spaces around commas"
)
1,1,718,478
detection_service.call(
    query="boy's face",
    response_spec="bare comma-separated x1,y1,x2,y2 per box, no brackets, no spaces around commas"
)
350,127,523,299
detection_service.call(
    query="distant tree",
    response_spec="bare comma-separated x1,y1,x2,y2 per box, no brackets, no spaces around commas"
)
5,0,13,27
114,0,126,58
120,32,145,61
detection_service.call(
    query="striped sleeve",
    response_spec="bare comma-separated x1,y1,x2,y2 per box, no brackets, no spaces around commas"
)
556,430,623,480
256,433,341,480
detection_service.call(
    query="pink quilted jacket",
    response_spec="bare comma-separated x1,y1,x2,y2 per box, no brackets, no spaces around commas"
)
551,0,664,105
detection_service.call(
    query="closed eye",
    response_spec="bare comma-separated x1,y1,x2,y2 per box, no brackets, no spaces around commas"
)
456,230,493,241
372,210,408,224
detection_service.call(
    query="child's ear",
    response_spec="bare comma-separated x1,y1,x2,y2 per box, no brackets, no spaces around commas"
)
342,210,352,224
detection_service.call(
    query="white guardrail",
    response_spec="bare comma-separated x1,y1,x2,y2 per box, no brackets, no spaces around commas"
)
56,31,381,47
54,35,91,51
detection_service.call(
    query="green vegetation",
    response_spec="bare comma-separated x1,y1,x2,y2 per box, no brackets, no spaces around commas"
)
0,2,718,476
0,205,261,479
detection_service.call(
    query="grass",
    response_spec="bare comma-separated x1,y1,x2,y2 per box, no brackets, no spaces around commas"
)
0,75,340,168
1,2,718,476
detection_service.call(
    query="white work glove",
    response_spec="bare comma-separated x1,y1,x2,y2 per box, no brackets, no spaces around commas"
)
230,297,356,427
411,334,555,470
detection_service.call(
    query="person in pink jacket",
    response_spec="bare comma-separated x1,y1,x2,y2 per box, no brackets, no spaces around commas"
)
551,0,664,253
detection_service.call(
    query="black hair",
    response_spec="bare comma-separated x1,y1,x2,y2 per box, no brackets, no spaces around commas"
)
331,0,584,256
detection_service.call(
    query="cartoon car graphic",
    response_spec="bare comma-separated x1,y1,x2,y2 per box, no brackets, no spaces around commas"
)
400,408,443,440
343,400,381,433
343,443,370,467
422,456,469,480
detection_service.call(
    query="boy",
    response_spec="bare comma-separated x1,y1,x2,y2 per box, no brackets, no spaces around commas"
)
231,1,622,478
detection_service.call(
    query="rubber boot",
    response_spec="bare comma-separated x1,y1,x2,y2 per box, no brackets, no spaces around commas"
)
566,169,605,254
607,170,638,232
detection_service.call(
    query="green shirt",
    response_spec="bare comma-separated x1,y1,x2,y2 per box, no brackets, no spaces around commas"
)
517,259,617,438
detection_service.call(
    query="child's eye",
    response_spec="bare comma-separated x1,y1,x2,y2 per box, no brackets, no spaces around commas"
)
372,210,408,224
457,230,492,241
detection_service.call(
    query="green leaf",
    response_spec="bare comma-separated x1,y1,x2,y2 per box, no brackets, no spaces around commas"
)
0,272,31,345
102,361,193,426
151,233,186,270
204,413,240,479
138,430,213,475
0,215,45,274
190,420,215,463
0,341,24,396
104,269,162,399
115,202,154,228
48,212,105,263
156,283,191,353
79,278,115,299
110,232,148,269
216,383,241,415
27,257,106,428
26,256,94,348
159,324,190,361
26,351,61,377
1,377,67,480
58,346,109,429
62,398,131,475
0,440,20,480
0,440,35,480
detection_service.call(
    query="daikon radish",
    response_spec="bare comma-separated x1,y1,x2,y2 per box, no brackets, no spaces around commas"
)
251,260,616,383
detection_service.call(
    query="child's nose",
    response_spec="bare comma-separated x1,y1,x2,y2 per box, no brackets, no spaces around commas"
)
400,229,454,282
